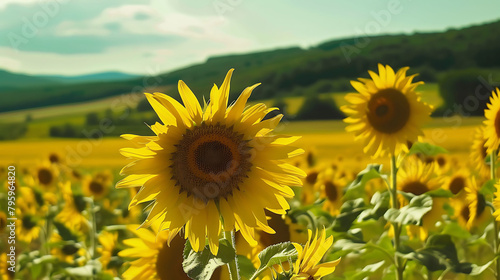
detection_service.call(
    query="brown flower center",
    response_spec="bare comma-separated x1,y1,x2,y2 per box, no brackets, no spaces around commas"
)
156,238,189,280
449,176,465,195
436,156,446,167
171,124,252,201
89,180,104,195
495,110,500,137
38,168,53,185
324,181,339,202
367,88,410,134
460,206,470,222
22,216,37,230
401,181,428,196
476,193,486,215
62,244,79,256
259,212,291,247
49,153,60,163
305,171,318,185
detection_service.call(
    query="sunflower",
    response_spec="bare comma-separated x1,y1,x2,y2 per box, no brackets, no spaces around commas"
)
119,224,189,280
48,152,63,164
16,212,41,244
471,127,491,178
83,171,113,200
316,168,346,216
55,181,89,231
32,161,59,190
341,64,432,158
117,69,305,254
484,88,500,153
98,231,121,276
50,233,86,264
0,253,15,280
397,157,444,240
290,229,340,280
444,169,470,195
460,177,491,230
301,167,321,205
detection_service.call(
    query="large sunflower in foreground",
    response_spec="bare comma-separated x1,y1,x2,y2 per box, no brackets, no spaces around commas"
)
290,229,340,280
341,64,433,157
484,87,500,154
117,69,305,255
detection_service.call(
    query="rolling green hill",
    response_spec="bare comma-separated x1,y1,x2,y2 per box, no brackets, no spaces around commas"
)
1,19,500,113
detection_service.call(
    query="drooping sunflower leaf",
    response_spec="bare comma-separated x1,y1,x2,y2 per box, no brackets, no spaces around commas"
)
408,142,448,156
332,198,366,232
237,255,256,280
358,191,390,221
344,164,388,200
183,239,236,280
256,242,298,271
426,188,454,198
384,194,433,226
65,260,101,277
401,234,473,273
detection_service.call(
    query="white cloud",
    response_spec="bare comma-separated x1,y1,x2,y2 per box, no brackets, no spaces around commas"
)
0,0,40,10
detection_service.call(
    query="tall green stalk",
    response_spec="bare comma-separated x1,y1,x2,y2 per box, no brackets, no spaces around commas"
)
390,155,404,280
224,230,240,280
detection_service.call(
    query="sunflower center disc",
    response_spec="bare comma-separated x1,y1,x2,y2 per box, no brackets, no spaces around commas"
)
477,193,486,215
402,181,428,196
172,124,252,201
62,244,79,255
22,216,36,230
89,181,104,195
449,177,465,195
38,168,53,185
324,181,338,201
194,141,233,174
367,88,410,134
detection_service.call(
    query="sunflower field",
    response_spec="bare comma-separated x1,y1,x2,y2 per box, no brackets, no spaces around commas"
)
2,64,500,280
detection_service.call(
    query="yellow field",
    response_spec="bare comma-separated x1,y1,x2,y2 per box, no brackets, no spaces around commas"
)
0,116,482,171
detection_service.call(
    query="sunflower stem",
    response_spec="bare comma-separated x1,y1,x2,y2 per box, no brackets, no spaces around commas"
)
390,155,404,280
225,230,240,280
490,150,500,280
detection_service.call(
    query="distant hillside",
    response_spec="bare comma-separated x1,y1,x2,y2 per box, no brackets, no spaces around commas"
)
0,70,61,89
1,19,500,113
41,71,139,84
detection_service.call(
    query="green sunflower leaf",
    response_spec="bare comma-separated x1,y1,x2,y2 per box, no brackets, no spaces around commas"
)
344,164,388,200
182,239,236,280
408,142,448,156
401,234,475,273
332,198,366,232
358,191,390,221
384,194,433,226
237,255,257,280
249,242,298,279
256,242,297,270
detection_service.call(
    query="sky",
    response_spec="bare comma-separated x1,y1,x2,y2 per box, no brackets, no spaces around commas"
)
0,0,499,76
